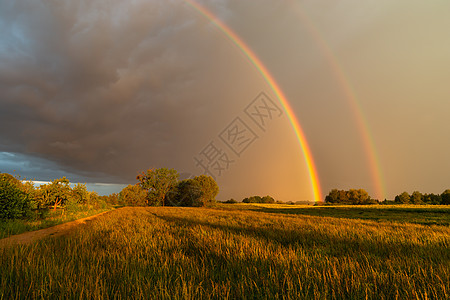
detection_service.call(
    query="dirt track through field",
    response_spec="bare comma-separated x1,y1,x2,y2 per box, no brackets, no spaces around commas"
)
0,210,114,249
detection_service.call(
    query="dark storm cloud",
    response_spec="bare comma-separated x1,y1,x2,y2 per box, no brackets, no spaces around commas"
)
0,0,227,182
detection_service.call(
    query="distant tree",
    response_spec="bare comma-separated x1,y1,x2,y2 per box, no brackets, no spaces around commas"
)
325,189,339,203
191,175,219,205
46,177,72,210
167,179,203,207
242,195,275,204
338,190,349,203
224,198,237,204
410,191,423,204
100,193,119,205
395,192,410,204
261,195,275,204
119,184,147,206
0,173,31,219
137,168,179,206
325,189,371,204
441,190,450,205
422,193,441,205
72,183,89,204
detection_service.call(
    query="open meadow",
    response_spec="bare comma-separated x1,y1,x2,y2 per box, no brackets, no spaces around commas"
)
1,205,449,299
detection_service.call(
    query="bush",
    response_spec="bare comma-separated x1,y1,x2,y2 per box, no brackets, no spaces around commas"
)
119,185,148,206
242,195,276,204
224,199,238,204
0,173,32,219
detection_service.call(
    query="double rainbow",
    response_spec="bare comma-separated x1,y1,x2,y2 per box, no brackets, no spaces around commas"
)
184,0,323,202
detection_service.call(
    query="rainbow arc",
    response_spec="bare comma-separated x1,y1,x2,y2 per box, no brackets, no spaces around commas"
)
184,0,323,202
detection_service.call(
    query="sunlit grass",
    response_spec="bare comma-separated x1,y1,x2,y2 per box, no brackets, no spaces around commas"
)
1,206,448,299
219,203,450,226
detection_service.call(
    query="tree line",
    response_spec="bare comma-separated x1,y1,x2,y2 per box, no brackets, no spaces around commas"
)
325,188,450,205
0,168,219,220
119,168,219,207
393,190,450,205
0,173,112,220
242,195,276,204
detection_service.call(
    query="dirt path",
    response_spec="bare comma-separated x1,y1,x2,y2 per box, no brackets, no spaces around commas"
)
0,210,115,249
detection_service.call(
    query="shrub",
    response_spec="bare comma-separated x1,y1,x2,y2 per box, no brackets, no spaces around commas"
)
0,173,32,219
224,199,238,204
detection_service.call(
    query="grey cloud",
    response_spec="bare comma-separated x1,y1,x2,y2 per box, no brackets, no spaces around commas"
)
0,0,222,182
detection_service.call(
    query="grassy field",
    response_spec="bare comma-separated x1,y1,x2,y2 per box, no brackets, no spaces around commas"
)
222,203,450,226
0,205,449,299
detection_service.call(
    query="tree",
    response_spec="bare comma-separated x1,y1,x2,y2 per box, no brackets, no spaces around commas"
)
441,190,450,205
242,195,275,204
191,175,219,205
325,189,370,204
410,191,423,204
72,183,89,204
338,190,349,203
167,179,203,207
261,195,275,204
325,189,339,203
47,177,72,210
137,168,179,206
119,184,148,206
423,193,441,205
395,192,410,204
0,173,31,219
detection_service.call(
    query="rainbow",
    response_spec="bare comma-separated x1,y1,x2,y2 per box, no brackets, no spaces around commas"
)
183,0,323,202
291,3,386,200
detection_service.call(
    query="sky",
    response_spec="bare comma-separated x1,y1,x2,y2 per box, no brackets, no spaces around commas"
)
1,0,450,201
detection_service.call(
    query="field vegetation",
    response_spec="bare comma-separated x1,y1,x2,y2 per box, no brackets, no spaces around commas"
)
1,205,448,299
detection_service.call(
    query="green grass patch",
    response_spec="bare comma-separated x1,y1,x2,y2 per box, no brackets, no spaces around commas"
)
0,207,113,239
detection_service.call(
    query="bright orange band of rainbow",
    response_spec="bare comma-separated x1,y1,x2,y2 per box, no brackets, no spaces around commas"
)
184,0,323,202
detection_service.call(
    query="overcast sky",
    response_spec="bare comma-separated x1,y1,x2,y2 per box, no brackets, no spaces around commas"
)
1,0,449,201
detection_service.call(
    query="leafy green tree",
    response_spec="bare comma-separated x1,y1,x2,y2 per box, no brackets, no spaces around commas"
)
242,195,275,204
167,179,203,207
325,189,339,203
137,168,179,206
191,175,219,205
325,189,371,204
422,193,441,205
119,184,148,206
47,177,72,210
395,192,410,204
261,195,275,204
338,190,349,203
224,198,238,204
0,173,31,219
410,191,423,204
72,183,89,204
441,190,450,205
243,196,261,203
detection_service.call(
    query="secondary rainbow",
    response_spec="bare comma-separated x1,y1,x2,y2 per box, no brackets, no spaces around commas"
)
291,2,386,200
184,0,323,202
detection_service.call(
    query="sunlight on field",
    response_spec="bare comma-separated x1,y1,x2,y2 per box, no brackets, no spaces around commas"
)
1,206,448,299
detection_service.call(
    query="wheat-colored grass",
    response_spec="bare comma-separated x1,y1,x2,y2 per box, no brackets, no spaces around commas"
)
1,206,448,299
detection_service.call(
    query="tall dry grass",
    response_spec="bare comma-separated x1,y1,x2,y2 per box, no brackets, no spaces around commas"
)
1,206,448,299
